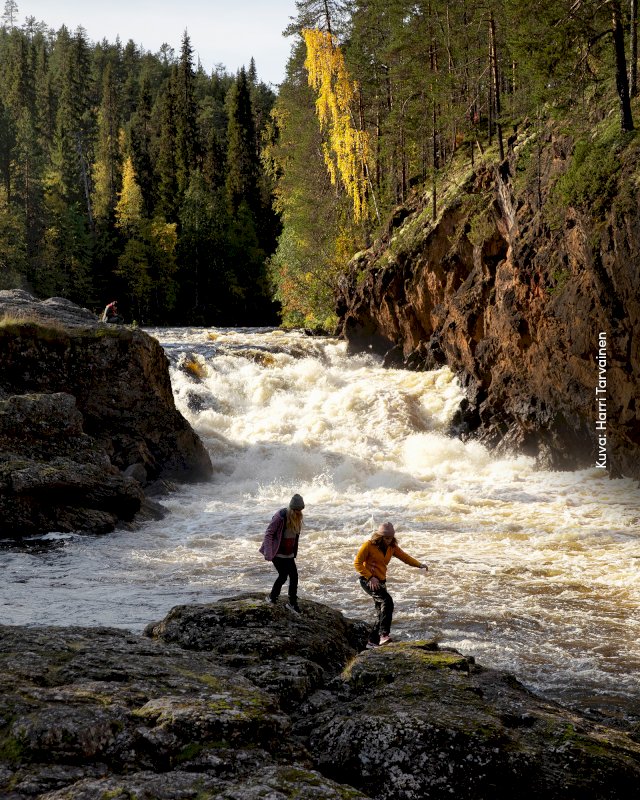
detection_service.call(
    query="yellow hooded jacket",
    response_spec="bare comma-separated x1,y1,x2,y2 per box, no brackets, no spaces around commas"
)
354,540,421,581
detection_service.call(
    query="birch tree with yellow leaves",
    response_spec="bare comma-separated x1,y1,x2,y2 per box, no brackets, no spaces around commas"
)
115,156,177,320
302,27,377,223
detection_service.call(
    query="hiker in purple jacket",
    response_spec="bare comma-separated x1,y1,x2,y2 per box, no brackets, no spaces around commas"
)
259,494,305,614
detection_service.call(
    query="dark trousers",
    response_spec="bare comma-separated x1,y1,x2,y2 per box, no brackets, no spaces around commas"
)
270,558,298,602
359,576,394,643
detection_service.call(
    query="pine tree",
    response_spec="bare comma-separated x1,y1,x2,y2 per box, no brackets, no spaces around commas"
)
1,1,19,30
155,73,178,219
129,72,154,213
266,39,357,328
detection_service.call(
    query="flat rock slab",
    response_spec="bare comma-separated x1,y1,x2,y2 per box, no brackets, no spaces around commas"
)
0,622,366,799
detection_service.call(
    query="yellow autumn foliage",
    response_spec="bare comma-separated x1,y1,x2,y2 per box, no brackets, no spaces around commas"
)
115,157,143,233
302,28,370,222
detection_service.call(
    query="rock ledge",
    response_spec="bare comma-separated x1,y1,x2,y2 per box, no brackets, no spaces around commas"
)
1,593,638,799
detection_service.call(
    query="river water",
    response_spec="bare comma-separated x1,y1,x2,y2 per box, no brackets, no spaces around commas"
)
2,327,639,724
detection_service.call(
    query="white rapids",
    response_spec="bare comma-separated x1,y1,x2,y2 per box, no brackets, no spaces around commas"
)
2,326,639,721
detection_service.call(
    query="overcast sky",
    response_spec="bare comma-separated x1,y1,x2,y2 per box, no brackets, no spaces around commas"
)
17,1,299,86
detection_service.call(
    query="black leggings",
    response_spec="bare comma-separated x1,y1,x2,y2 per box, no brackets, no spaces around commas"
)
270,558,298,602
359,576,394,643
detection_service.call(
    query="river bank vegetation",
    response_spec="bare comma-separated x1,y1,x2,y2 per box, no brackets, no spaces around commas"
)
269,0,638,328
0,1,638,329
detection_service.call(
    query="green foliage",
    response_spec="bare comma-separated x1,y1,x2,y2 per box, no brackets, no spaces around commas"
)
0,2,635,328
551,128,629,220
0,19,278,324
548,267,570,295
267,39,360,330
467,210,495,249
0,187,27,289
267,0,637,327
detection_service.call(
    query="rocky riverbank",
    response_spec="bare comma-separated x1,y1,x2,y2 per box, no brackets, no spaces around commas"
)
336,122,640,480
0,290,212,538
1,594,639,800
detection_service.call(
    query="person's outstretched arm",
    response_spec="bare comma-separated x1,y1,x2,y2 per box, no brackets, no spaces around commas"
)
393,545,427,570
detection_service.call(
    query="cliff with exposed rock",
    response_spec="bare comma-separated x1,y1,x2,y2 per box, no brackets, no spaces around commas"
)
0,290,212,537
337,120,640,479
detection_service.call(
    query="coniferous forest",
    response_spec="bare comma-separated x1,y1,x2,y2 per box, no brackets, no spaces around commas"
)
0,1,638,327
0,4,280,324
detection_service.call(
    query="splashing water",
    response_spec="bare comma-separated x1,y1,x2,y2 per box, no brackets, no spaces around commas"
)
2,327,639,723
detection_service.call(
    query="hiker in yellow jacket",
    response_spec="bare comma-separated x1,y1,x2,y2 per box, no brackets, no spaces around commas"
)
354,521,428,649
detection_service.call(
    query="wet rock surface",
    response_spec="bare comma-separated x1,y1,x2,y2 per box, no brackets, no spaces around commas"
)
2,593,639,799
0,290,212,538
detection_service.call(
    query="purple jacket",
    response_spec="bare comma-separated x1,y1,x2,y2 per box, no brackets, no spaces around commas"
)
259,509,299,561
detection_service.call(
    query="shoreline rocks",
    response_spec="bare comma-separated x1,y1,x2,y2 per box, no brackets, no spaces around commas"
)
1,594,639,799
0,290,212,538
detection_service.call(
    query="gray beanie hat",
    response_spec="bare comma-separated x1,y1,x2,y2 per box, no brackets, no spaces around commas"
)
377,521,395,536
289,493,305,510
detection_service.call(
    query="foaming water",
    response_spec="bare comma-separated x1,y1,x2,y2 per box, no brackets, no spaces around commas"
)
2,326,639,722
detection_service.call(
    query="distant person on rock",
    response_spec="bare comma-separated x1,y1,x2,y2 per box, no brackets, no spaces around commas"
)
355,521,428,648
259,494,305,614
101,300,122,324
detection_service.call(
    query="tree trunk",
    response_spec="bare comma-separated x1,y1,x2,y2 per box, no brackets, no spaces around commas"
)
630,0,638,98
432,97,437,221
489,12,505,160
488,81,493,146
76,133,94,229
612,1,634,131
323,0,333,36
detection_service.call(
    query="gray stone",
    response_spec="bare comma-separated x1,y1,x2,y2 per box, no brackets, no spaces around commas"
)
2,596,639,800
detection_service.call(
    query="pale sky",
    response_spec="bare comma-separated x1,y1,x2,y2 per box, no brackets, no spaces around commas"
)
17,1,299,86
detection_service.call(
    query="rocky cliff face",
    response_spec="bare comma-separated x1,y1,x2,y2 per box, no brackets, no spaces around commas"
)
337,124,640,479
0,291,212,537
1,595,639,799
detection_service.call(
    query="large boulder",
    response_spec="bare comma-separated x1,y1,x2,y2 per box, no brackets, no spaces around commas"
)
305,640,640,799
145,593,370,707
0,290,212,537
0,597,370,800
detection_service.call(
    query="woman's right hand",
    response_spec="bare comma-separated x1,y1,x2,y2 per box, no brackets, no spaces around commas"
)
369,576,380,590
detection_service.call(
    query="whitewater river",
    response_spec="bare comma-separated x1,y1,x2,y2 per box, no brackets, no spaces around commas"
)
2,327,640,725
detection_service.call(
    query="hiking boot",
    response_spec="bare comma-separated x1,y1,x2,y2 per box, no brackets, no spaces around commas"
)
378,634,392,645
266,595,277,604
286,601,301,614
365,641,380,649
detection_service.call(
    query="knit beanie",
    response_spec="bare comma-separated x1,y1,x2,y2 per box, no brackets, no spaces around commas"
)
289,493,305,510
378,521,395,535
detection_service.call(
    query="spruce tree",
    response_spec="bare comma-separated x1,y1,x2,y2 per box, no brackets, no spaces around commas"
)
92,61,121,220
154,73,178,220
174,31,199,196
225,67,260,218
